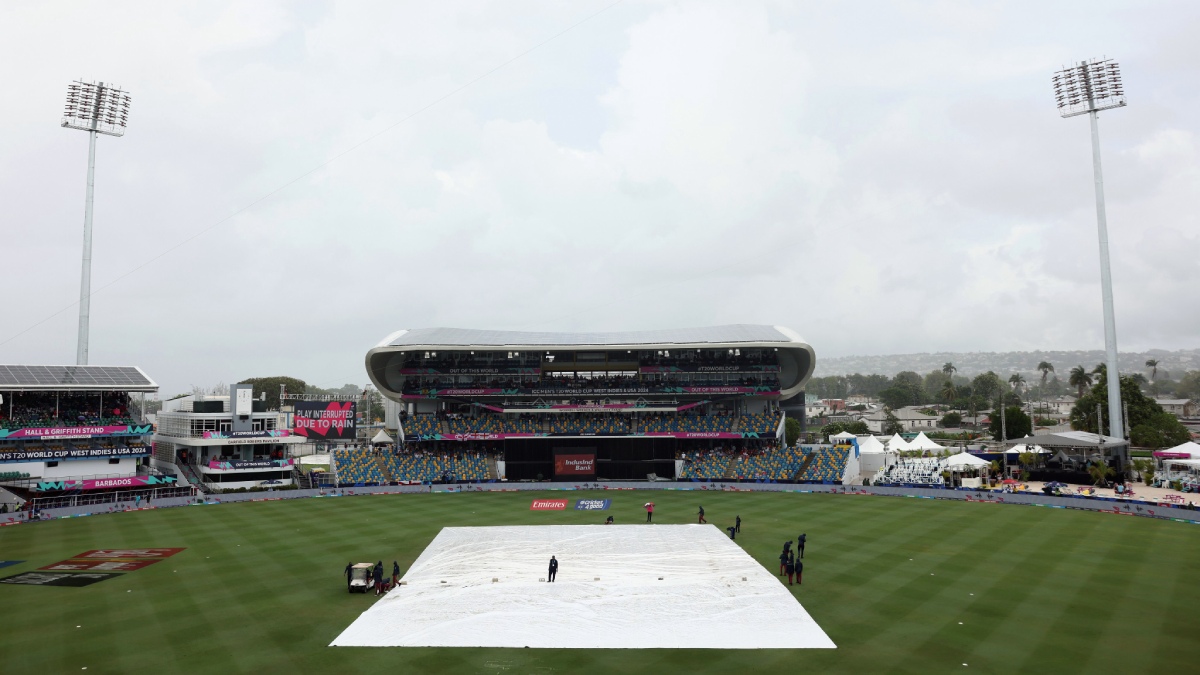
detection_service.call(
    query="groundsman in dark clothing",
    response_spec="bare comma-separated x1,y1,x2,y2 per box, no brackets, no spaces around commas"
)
735,515,741,533
344,562,353,590
548,555,558,582
786,557,796,585
795,559,803,585
798,533,807,559
778,549,789,575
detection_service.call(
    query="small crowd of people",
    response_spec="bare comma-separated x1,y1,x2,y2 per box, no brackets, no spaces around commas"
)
345,560,402,596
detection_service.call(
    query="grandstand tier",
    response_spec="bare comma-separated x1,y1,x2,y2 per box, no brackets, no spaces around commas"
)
366,326,813,482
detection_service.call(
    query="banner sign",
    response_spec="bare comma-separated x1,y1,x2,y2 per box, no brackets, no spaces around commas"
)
575,499,611,510
39,559,161,572
33,475,178,492
491,401,711,413
640,365,780,374
400,367,540,375
293,401,357,440
201,430,292,443
71,548,185,560
410,431,764,441
206,458,293,470
530,499,568,511
0,571,122,587
403,387,780,399
0,446,150,464
0,424,152,441
1153,452,1193,459
554,449,596,478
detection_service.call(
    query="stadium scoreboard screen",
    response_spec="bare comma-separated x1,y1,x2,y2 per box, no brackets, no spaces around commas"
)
293,401,356,440
553,447,596,479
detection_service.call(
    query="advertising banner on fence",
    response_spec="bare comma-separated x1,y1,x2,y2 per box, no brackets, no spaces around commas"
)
403,386,780,399
33,474,178,492
293,401,356,440
530,499,568,511
0,424,152,441
0,446,150,464
554,448,596,479
206,458,293,471
574,499,611,510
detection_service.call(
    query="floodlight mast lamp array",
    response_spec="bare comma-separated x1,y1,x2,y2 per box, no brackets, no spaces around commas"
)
62,81,131,366
1053,59,1126,440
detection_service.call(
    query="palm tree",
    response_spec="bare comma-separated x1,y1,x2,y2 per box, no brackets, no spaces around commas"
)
1069,365,1092,398
1145,358,1159,381
1087,460,1116,487
1092,363,1106,376
940,380,957,409
943,362,957,382
1008,373,1026,396
1036,361,1054,420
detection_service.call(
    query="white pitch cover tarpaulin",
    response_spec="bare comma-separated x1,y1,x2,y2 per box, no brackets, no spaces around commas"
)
331,525,835,650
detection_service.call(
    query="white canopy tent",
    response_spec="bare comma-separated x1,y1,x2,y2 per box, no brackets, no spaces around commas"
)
371,429,395,444
886,434,910,452
829,431,856,442
907,432,946,452
942,452,990,469
856,436,888,454
1159,441,1200,458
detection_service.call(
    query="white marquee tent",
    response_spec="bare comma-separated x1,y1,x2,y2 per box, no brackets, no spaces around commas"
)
856,436,888,454
829,431,856,442
371,429,395,444
907,432,946,452
885,434,910,452
942,452,990,469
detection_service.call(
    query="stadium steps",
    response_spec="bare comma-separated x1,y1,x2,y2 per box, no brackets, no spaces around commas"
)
792,451,815,481
486,456,499,480
375,456,394,482
721,459,737,480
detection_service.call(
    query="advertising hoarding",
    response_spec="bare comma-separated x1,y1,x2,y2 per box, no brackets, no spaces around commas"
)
553,448,596,479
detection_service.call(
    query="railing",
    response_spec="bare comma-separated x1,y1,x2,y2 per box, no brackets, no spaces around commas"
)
30,485,195,510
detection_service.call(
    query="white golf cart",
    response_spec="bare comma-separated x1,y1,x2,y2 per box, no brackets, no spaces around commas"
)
348,563,374,593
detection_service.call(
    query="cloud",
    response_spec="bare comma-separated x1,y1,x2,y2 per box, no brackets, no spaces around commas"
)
0,0,1197,396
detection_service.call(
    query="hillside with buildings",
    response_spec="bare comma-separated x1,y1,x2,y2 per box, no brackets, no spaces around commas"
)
813,349,1200,380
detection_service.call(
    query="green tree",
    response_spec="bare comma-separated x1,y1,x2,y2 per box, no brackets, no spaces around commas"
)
972,371,1003,402
1145,358,1159,382
988,405,1032,440
785,416,801,446
940,379,957,408
822,420,869,439
882,409,903,436
1175,370,1200,400
943,362,957,380
941,411,962,428
241,376,307,410
1037,361,1054,415
1070,372,1190,446
1068,365,1092,398
1008,373,1026,396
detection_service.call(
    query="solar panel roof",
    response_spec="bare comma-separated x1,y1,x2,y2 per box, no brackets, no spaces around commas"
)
382,325,798,348
0,365,158,392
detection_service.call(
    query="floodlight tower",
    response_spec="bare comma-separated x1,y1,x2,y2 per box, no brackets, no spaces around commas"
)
1052,59,1126,439
61,80,132,365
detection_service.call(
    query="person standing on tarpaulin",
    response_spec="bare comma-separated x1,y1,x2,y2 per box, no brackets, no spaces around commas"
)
548,555,558,582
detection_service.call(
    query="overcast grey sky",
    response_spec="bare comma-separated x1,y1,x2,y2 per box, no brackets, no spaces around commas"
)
1,0,1197,396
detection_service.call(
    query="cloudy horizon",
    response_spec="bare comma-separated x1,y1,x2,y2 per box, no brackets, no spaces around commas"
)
1,1,1197,396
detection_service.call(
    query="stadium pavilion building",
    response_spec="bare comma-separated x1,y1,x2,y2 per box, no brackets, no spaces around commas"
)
365,325,815,481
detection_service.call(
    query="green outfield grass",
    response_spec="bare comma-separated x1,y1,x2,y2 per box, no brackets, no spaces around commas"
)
1,491,1197,674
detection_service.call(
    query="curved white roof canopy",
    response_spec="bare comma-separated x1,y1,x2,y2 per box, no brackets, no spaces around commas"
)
365,324,815,401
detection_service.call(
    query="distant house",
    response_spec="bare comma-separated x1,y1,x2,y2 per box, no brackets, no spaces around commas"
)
1041,396,1077,416
1155,398,1196,418
863,408,938,433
